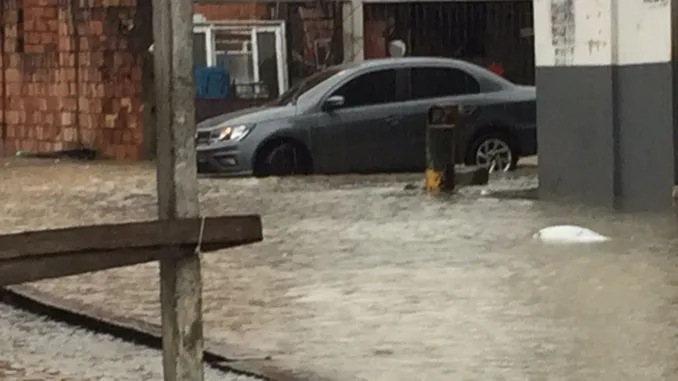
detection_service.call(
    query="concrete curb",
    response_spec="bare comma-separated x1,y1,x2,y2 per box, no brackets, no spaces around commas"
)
0,284,325,381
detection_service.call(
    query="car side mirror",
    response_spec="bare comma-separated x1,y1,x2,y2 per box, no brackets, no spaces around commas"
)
323,95,345,111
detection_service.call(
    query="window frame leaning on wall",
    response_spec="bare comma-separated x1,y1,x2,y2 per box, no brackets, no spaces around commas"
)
193,19,289,98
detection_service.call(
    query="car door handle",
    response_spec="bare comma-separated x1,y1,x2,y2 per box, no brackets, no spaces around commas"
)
385,115,401,125
460,105,477,116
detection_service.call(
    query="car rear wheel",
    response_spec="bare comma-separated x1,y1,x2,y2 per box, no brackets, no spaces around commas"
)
466,133,518,173
254,141,312,177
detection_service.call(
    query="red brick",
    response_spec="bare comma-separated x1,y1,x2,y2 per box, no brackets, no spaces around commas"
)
60,112,74,126
25,32,40,45
37,141,53,152
13,126,25,139
3,140,19,156
3,40,16,53
43,125,58,140
44,113,55,125
80,114,95,129
88,21,104,36
5,68,21,82
61,127,77,142
60,97,77,111
55,83,69,97
7,111,20,124
58,53,76,67
34,21,47,33
30,111,42,124
58,23,70,37
22,140,36,152
90,99,102,113
22,126,33,140
43,6,57,19
79,36,89,50
59,36,72,51
79,128,95,144
121,129,133,144
116,145,128,160
35,83,47,96
64,68,76,82
132,129,143,144
40,33,56,45
94,84,105,97
35,125,44,140
6,125,16,139
91,51,104,67
100,144,115,159
36,97,48,111
46,97,58,111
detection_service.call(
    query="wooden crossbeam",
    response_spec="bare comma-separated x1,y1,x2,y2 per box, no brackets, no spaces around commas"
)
0,215,262,260
0,215,262,286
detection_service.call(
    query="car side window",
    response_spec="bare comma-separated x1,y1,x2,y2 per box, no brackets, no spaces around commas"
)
409,67,480,99
331,69,397,108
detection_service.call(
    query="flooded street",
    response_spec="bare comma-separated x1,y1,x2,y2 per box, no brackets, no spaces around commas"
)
2,158,678,380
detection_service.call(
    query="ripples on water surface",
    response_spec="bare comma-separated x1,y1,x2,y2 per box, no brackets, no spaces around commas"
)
257,170,678,381
3,160,678,380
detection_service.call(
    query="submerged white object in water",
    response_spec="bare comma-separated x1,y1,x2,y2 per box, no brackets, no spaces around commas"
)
532,225,610,244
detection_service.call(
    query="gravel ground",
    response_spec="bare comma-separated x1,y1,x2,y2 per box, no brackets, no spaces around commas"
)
0,303,259,381
3,157,678,381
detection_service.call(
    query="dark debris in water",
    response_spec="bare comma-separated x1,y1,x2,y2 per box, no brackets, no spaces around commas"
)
483,187,539,200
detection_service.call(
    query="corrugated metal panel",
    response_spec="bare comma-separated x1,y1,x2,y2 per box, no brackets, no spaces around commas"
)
363,1,535,85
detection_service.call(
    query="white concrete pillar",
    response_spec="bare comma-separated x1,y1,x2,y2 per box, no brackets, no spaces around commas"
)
534,0,674,211
342,0,364,63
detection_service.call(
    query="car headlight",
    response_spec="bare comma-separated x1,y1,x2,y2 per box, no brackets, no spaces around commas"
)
209,125,252,142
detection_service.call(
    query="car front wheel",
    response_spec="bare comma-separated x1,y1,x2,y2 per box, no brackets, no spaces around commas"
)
254,140,312,177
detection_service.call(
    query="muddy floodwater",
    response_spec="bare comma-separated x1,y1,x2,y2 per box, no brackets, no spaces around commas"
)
2,158,678,381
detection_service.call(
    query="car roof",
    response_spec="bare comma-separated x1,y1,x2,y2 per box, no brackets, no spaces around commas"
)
332,56,483,72
326,57,511,85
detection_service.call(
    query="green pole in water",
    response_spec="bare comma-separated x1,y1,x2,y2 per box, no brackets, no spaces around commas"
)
425,105,460,193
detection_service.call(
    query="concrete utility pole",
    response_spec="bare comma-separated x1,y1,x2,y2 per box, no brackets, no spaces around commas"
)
152,0,204,378
533,0,674,211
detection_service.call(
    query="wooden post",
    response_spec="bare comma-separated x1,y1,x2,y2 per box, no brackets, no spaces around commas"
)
425,105,460,193
152,0,202,378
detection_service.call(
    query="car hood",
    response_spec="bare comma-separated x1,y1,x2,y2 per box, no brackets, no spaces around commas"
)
197,105,297,130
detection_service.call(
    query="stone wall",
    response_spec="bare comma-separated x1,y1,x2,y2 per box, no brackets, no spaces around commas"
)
0,0,152,160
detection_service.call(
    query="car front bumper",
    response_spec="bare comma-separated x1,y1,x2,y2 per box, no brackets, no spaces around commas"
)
196,143,253,176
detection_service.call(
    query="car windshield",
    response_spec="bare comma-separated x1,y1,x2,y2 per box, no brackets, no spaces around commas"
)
271,67,343,106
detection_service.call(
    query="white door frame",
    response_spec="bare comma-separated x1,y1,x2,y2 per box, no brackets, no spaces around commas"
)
193,25,215,66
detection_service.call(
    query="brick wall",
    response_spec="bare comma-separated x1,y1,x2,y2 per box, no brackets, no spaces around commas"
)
0,0,150,160
193,2,269,21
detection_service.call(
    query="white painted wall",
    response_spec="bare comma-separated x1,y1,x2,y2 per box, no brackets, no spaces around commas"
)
534,0,671,67
616,0,671,66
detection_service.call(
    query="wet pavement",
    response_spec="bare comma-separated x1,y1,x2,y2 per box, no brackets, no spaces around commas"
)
0,303,259,381
3,158,678,380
